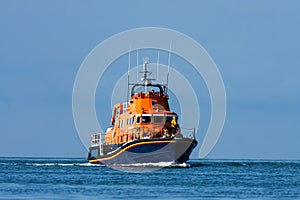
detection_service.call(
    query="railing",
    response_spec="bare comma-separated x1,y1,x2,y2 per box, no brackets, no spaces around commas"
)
90,133,105,155
180,127,196,139
119,126,196,142
125,126,163,139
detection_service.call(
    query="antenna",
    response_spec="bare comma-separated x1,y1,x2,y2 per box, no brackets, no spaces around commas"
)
166,41,172,91
128,46,131,75
139,58,155,93
127,46,131,102
142,58,149,93
136,49,139,82
141,57,151,83
156,51,159,82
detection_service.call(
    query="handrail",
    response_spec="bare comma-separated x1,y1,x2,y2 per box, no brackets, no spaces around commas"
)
91,126,195,147
90,133,105,147
120,126,195,141
180,127,196,139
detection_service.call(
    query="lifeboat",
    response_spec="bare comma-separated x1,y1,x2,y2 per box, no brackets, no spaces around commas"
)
88,60,198,165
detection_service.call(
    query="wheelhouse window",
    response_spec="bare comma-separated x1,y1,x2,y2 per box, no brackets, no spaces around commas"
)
153,115,163,124
152,101,157,107
136,116,141,124
142,116,151,123
166,116,172,124
166,115,177,124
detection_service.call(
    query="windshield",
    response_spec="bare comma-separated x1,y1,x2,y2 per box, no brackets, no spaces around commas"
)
142,116,151,123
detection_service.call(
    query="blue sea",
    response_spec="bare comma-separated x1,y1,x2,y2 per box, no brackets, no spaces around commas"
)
0,158,300,199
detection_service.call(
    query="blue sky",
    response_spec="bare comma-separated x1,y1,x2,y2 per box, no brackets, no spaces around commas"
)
0,0,300,159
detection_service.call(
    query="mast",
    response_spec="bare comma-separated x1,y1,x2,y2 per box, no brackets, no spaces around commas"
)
136,49,139,83
141,58,150,93
166,41,172,94
127,47,131,103
139,58,156,93
156,51,159,82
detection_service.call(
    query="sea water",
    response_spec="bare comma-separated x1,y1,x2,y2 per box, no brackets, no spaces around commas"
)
0,158,300,199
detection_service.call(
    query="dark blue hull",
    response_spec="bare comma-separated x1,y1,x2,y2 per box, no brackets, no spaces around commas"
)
88,138,197,165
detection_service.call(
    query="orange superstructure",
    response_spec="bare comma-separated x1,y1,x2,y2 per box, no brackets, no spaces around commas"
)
104,61,180,145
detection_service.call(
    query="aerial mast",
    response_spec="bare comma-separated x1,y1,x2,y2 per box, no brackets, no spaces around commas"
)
127,46,131,103
156,51,160,83
166,41,172,94
136,49,139,83
141,57,150,93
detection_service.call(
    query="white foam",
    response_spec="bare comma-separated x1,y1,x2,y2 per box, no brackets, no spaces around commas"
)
114,162,190,168
75,163,104,167
24,162,104,167
23,162,189,168
25,163,56,166
118,161,173,167
173,162,190,168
